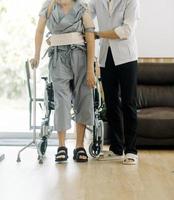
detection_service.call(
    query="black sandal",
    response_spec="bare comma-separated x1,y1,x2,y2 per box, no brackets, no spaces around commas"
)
55,146,68,162
73,147,88,162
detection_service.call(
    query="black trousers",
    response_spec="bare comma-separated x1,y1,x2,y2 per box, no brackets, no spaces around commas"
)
100,47,138,155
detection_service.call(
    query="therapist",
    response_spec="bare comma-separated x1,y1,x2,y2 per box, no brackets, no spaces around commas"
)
89,0,140,165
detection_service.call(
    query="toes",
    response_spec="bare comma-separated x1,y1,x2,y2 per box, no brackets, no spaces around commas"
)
79,155,87,160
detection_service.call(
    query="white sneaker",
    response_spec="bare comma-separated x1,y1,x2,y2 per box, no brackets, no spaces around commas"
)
97,150,124,161
123,153,138,165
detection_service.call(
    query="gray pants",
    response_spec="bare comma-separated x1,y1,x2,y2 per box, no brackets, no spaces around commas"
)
48,45,94,132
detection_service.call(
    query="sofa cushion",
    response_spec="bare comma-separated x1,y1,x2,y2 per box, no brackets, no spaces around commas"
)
138,63,174,85
137,107,174,139
137,85,174,109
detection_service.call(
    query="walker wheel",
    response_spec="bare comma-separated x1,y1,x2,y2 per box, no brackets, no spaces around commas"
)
38,137,48,156
39,159,43,164
89,142,101,158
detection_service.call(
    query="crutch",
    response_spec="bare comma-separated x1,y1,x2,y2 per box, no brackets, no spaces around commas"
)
16,67,38,163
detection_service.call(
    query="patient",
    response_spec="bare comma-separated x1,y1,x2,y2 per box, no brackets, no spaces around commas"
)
30,0,95,163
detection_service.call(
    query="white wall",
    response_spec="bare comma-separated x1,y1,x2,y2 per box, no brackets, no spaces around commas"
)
136,0,174,57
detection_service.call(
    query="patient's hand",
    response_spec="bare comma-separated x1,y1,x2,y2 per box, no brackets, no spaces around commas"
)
87,70,96,89
30,58,39,69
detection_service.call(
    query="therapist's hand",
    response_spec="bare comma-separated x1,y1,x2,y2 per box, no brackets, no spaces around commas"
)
94,32,100,39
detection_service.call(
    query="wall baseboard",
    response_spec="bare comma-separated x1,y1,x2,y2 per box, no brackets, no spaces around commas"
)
139,57,174,63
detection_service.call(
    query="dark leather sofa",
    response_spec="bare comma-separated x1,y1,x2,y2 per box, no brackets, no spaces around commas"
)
103,62,174,147
136,62,174,146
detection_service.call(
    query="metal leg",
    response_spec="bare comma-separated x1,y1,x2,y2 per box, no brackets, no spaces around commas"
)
100,120,104,152
0,154,5,161
29,100,32,130
16,68,38,163
16,141,35,162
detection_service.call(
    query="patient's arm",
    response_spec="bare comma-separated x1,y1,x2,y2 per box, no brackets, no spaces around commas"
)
30,16,46,68
82,10,96,88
